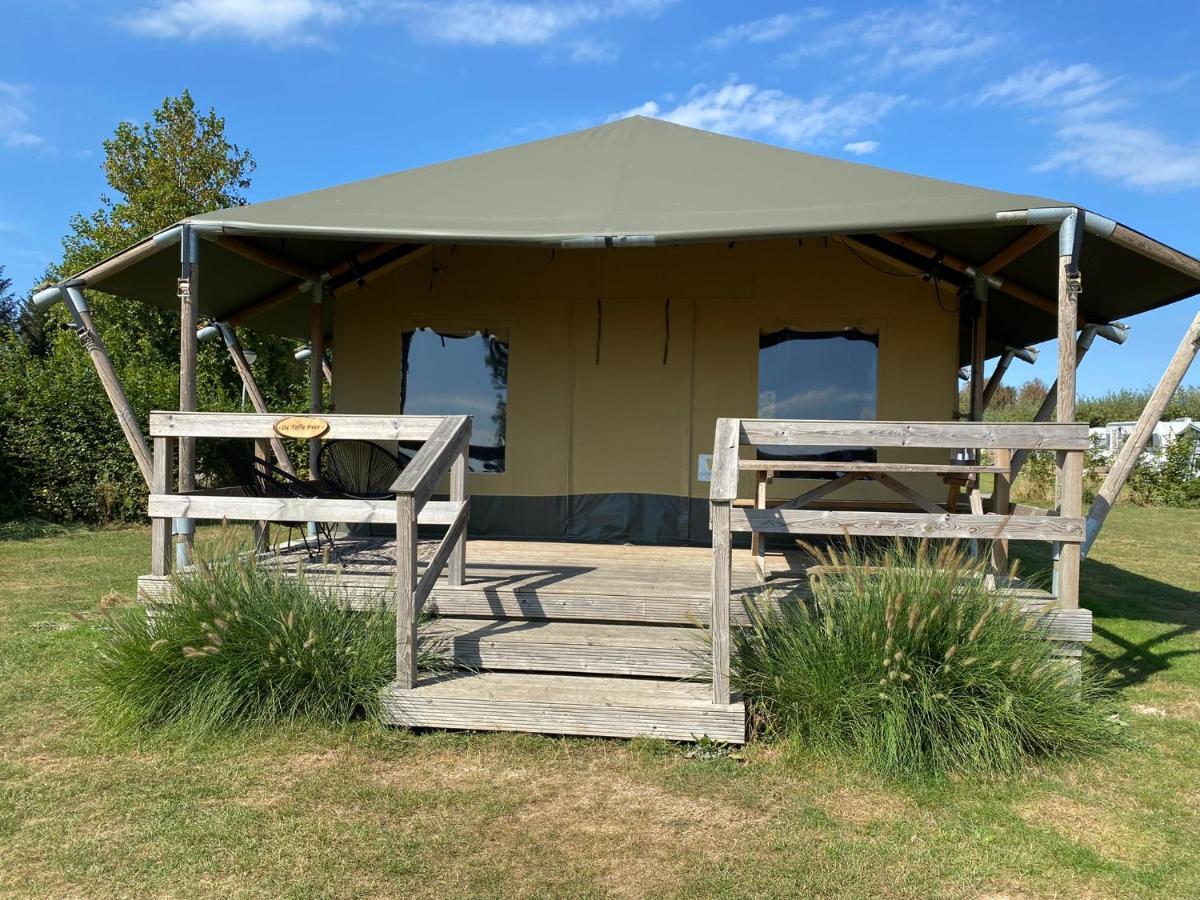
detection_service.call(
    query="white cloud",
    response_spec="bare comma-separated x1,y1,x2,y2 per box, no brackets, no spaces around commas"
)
0,82,46,150
786,1,1000,76
705,9,829,49
567,38,618,63
842,140,880,155
976,62,1117,112
1037,120,1200,191
122,0,350,43
611,81,902,147
396,0,674,48
980,62,1200,191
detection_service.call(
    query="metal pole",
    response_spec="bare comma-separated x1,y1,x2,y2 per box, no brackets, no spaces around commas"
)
176,225,198,566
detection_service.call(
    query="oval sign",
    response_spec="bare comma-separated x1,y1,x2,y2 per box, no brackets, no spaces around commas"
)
273,415,330,439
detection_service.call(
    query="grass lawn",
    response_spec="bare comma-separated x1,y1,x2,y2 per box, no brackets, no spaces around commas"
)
1,508,1197,898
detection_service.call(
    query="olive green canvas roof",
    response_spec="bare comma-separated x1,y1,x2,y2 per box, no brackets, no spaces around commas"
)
185,116,1059,244
75,116,1200,356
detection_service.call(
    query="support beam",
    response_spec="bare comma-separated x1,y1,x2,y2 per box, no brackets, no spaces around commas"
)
61,288,153,486
309,283,325,481
878,231,1088,327
202,323,296,475
225,242,401,327
209,235,321,282
982,346,1038,412
978,226,1052,274
969,275,987,422
1053,211,1084,610
177,226,198,563
1083,307,1200,556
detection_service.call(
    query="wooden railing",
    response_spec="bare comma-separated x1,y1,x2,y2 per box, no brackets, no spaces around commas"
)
146,411,471,691
392,415,471,689
708,418,1089,705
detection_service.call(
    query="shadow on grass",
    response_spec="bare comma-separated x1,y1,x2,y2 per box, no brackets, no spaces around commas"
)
1013,540,1200,690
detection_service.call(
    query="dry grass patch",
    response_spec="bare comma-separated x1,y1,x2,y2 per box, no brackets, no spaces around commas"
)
369,746,767,898
1016,794,1153,865
816,784,919,829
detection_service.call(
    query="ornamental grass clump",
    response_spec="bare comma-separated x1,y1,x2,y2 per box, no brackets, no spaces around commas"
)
733,540,1117,778
89,542,444,735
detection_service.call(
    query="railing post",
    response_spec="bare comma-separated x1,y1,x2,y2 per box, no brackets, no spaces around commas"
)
751,469,767,581
1056,449,1083,609
711,500,732,705
447,432,469,587
990,447,1011,577
395,492,418,689
252,437,271,554
150,436,174,577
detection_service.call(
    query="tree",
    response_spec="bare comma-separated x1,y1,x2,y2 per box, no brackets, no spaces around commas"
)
0,265,14,332
1,91,306,524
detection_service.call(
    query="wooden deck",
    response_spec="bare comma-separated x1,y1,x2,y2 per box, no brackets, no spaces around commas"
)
138,536,1089,744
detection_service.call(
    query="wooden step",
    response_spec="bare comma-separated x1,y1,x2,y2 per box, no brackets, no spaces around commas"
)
382,671,745,743
431,619,706,678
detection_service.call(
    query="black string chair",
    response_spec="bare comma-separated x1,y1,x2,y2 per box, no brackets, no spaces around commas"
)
317,440,408,499
221,444,338,557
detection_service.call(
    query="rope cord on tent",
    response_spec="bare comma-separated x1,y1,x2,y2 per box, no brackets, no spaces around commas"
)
838,236,919,278
663,297,670,365
595,298,603,365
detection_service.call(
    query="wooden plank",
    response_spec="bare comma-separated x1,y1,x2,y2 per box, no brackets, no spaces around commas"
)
777,472,861,510
434,619,706,679
211,235,320,282
394,493,418,690
146,494,462,525
1057,450,1083,609
709,418,741,503
447,438,469,587
751,470,767,581
149,411,446,440
732,508,1086,542
391,415,470,512
874,472,945,514
382,673,745,743
991,448,1011,574
979,226,1053,274
738,460,1008,474
150,436,173,576
738,419,1090,451
711,500,732,703
414,500,470,613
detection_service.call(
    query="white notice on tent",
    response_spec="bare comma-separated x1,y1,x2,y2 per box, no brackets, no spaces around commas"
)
697,453,713,482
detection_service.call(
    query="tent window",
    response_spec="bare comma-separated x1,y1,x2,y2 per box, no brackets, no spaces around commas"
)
400,328,508,473
757,328,878,467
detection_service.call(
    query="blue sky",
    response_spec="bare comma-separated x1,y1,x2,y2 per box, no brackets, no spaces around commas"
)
2,0,1198,394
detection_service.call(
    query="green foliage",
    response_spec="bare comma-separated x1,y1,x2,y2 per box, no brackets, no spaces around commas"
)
1127,430,1200,507
733,541,1118,778
0,91,308,524
0,265,15,332
982,380,1200,427
87,539,445,735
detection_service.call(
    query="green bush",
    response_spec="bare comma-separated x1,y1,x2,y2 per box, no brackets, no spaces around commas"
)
733,541,1117,778
88,541,446,735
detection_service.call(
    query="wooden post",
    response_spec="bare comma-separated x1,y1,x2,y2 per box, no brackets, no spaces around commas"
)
308,284,325,539
62,289,154,486
150,436,173,576
395,492,418,689
252,437,271,554
1054,213,1083,610
990,447,1011,576
1084,307,1200,555
982,350,1014,411
751,470,768,581
217,323,296,475
970,276,987,423
447,433,469,587
177,226,198,562
711,500,732,705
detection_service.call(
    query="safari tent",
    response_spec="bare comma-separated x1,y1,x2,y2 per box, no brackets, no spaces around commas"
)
35,116,1200,741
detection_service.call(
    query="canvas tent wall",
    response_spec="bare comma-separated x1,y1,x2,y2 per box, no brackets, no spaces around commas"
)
335,238,958,542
